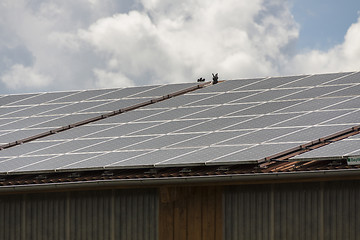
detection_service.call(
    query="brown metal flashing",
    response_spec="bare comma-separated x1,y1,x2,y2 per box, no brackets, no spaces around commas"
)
0,82,210,151
261,125,360,162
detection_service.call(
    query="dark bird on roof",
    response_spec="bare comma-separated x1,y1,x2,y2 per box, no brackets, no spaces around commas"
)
197,77,205,82
212,73,218,84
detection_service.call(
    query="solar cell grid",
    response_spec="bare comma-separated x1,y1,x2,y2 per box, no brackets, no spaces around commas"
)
142,93,218,109
41,124,112,141
0,155,53,173
0,140,65,157
0,129,48,144
324,96,360,110
323,109,360,125
280,72,352,88
322,71,360,85
59,151,151,170
278,85,348,100
89,85,156,100
0,106,25,116
209,142,300,164
167,130,252,148
28,138,108,155
186,91,261,106
233,100,303,115
40,101,110,115
73,136,154,153
0,93,39,106
84,122,163,138
156,145,249,166
176,116,252,133
273,110,353,127
216,128,302,145
276,97,351,113
223,113,302,130
128,83,196,98
292,139,360,160
267,125,354,143
238,88,303,102
182,104,255,119
192,78,264,93
0,116,56,130
122,133,204,150
322,84,360,97
7,91,76,106
49,89,116,103
139,106,209,121
29,113,99,128
108,148,200,168
240,75,307,90
129,119,204,135
4,103,68,118
12,153,102,173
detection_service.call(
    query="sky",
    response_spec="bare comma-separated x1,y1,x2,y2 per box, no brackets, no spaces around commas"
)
0,0,360,94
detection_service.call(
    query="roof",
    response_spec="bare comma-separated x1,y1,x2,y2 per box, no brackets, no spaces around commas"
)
1,72,360,189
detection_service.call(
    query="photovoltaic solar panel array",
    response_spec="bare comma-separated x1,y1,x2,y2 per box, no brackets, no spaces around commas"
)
0,72,359,174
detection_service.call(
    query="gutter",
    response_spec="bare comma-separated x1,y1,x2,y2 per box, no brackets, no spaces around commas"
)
1,168,360,193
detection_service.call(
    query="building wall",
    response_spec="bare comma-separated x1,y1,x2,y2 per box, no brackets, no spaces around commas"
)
0,188,158,240
224,180,360,240
159,186,223,240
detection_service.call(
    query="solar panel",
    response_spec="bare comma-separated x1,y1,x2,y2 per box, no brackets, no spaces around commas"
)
323,72,360,85
273,110,353,127
0,140,65,157
323,84,360,97
209,143,300,164
1,72,360,174
216,128,301,145
123,133,203,150
107,148,201,168
130,119,204,135
0,93,40,106
84,122,164,138
182,104,256,119
240,75,307,90
223,113,301,130
59,151,151,170
324,96,360,110
238,89,303,102
233,100,303,115
292,138,360,160
11,153,101,173
7,91,76,106
157,145,249,166
280,72,353,88
277,97,351,113
167,130,252,148
186,91,261,106
72,136,154,153
49,89,117,103
176,116,252,133
0,155,53,173
4,103,68,118
139,106,209,121
279,85,348,100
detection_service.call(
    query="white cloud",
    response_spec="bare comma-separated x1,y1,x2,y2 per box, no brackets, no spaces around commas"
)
1,64,51,89
286,16,360,74
1,0,359,94
93,69,135,88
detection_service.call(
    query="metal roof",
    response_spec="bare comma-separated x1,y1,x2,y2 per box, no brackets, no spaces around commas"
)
0,72,360,182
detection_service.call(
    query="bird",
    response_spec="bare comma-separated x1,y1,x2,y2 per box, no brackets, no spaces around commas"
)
212,73,218,84
197,77,205,82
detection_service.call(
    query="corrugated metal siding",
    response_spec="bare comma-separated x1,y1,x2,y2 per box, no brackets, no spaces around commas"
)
0,189,158,240
225,180,360,240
